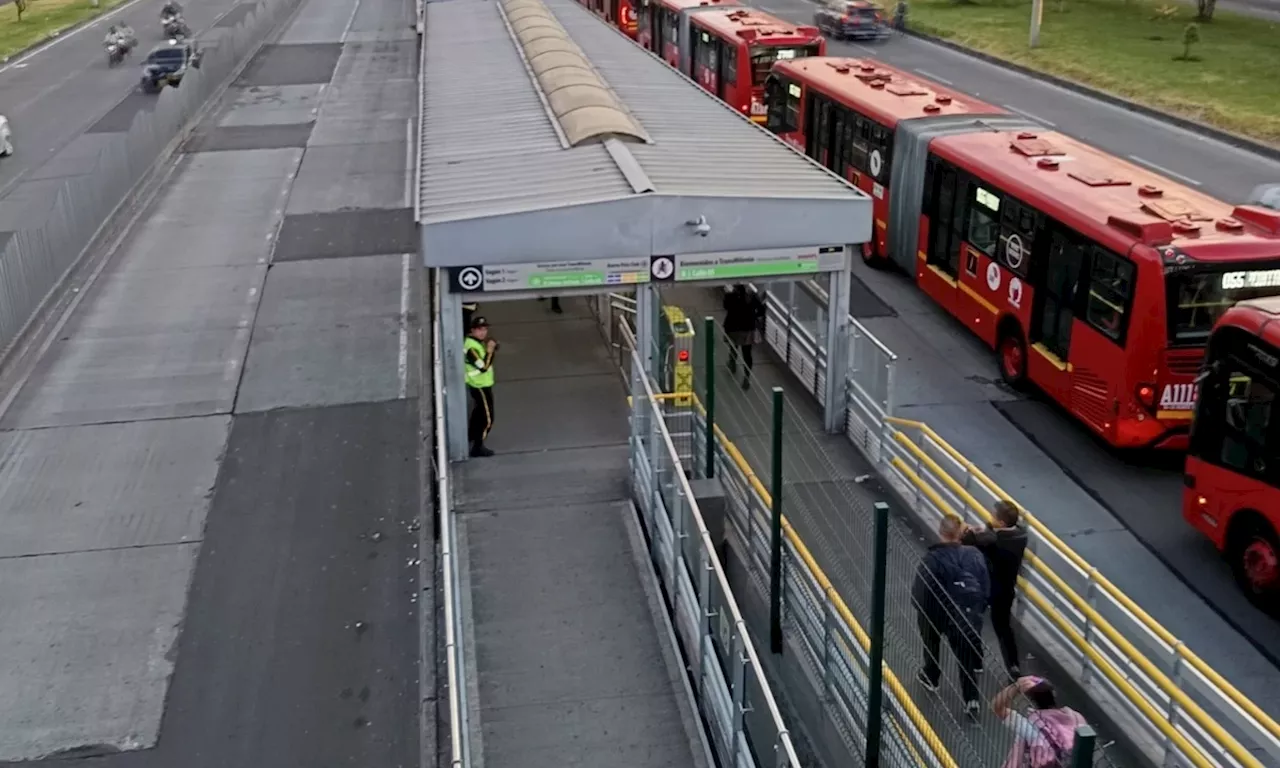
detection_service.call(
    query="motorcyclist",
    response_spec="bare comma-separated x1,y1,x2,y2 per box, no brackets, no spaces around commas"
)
104,24,119,47
161,1,183,17
117,22,136,45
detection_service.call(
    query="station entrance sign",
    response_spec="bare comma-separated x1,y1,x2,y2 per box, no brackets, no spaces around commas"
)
447,245,849,294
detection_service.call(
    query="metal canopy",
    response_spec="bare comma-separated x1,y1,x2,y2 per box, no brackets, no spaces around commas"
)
417,0,872,267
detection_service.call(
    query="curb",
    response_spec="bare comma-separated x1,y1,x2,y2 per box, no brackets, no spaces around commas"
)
902,28,1280,163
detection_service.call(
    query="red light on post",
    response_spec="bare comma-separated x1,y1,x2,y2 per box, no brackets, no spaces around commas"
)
678,350,690,362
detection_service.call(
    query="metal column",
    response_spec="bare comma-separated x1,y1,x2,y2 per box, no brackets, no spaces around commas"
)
634,284,658,391
823,259,852,434
440,288,469,461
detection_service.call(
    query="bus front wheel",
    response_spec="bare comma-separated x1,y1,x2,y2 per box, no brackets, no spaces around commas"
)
997,329,1027,388
1229,515,1280,615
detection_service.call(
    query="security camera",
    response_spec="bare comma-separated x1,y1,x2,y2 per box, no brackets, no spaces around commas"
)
688,215,711,237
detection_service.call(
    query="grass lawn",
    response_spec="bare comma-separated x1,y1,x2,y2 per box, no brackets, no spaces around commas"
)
0,0,131,61
906,0,1280,144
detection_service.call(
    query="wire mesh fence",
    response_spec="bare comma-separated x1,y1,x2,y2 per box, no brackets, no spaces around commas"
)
0,0,300,363
672,305,1115,768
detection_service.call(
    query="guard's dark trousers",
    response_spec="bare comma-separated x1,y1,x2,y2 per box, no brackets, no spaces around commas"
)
918,611,984,704
990,593,1020,674
469,386,494,449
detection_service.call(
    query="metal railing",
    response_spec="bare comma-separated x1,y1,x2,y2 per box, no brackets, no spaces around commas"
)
758,279,1280,768
628,348,803,768
432,277,469,768
0,0,300,364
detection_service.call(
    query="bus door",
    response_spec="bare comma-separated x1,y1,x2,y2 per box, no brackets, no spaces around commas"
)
805,93,832,167
920,157,962,315
1028,223,1083,405
1068,244,1135,433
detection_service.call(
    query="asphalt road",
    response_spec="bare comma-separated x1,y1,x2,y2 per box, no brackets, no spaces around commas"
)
756,0,1280,203
0,0,245,200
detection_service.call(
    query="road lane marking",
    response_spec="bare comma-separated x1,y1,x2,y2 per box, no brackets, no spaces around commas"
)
341,0,362,41
913,68,953,86
1127,155,1202,186
398,253,412,399
1002,104,1056,127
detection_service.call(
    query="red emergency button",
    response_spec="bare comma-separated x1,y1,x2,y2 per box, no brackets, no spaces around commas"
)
678,350,690,362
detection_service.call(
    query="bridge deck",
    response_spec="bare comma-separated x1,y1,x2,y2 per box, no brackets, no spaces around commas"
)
451,298,705,768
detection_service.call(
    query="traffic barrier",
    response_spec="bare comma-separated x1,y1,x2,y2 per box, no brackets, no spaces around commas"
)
756,278,1280,768
0,0,302,365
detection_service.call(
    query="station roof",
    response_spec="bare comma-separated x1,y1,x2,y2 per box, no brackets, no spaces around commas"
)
417,0,870,267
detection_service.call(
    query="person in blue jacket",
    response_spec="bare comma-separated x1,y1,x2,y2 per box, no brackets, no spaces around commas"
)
913,515,990,717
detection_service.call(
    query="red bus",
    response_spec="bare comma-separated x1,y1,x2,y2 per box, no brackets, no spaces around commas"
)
581,0,642,39
767,57,1013,260
1185,297,1280,609
637,0,740,69
688,9,824,122
766,56,1280,449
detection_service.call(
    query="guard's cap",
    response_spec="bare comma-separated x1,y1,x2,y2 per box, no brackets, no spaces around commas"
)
470,315,490,329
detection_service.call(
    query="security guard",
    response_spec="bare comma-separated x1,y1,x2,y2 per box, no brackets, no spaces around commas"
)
463,316,497,457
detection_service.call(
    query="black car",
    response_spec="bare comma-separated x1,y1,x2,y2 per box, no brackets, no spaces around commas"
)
140,40,201,93
813,0,889,40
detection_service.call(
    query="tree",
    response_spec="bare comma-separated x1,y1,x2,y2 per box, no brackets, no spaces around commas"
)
1196,0,1216,21
1176,22,1201,60
14,0,28,21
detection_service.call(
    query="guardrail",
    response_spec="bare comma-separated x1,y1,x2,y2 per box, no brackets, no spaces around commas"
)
590,293,956,768
432,276,470,768
0,0,300,365
627,348,803,768
756,279,1280,768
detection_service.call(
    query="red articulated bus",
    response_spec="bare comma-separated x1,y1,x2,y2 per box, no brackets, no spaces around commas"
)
766,56,1280,449
685,9,824,123
636,0,741,68
1185,297,1280,609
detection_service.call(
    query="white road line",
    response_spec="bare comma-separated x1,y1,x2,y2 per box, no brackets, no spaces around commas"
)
0,0,150,74
1002,104,1056,128
398,252,411,399
913,68,953,86
1127,154,1203,187
340,0,362,41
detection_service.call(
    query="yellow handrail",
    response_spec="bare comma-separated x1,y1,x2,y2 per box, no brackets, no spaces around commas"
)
886,415,1280,748
707,417,960,768
889,456,1255,768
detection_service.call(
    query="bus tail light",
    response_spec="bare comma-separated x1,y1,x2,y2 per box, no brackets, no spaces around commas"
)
1136,382,1156,410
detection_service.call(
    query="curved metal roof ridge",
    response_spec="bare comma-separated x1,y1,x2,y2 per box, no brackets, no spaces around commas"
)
500,0,648,147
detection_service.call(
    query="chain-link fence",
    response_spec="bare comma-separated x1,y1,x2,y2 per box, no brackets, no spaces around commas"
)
0,0,301,363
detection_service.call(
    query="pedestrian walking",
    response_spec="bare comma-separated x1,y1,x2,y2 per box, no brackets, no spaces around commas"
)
723,285,765,390
537,296,563,313
464,315,497,458
913,515,990,716
993,675,1087,767
963,500,1029,679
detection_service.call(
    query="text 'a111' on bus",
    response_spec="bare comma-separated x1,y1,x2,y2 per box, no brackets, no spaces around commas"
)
1185,297,1280,611
763,56,1280,451
628,1,823,122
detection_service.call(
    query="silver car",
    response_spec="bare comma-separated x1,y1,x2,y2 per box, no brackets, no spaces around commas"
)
0,115,12,157
1248,184,1280,210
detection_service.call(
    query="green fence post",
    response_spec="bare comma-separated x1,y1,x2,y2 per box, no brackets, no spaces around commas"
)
704,316,716,479
865,501,890,767
769,386,784,654
1071,725,1097,768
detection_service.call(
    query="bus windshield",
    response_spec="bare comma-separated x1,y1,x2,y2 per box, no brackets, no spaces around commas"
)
1168,266,1280,346
1192,326,1280,474
750,44,820,86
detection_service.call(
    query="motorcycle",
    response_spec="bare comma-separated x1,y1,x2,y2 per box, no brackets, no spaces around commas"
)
105,40,125,67
161,13,190,39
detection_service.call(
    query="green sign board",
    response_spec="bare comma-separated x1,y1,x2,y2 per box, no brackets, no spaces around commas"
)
672,246,845,282
455,258,651,293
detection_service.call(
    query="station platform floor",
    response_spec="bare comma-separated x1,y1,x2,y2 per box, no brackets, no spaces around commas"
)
450,298,706,768
660,285,1134,768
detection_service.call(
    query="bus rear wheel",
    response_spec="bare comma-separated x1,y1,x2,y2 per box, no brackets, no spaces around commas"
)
1230,517,1280,615
998,330,1027,388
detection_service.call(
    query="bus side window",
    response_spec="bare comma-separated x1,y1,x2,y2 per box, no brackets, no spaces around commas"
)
1083,247,1134,343
765,77,799,132
965,183,1002,256
723,40,737,86
1219,367,1276,477
998,198,1038,278
869,123,893,183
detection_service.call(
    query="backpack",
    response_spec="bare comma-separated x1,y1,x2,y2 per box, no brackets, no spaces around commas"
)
1021,709,1082,768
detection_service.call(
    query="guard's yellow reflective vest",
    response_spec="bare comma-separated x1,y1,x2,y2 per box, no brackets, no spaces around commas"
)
463,336,494,388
